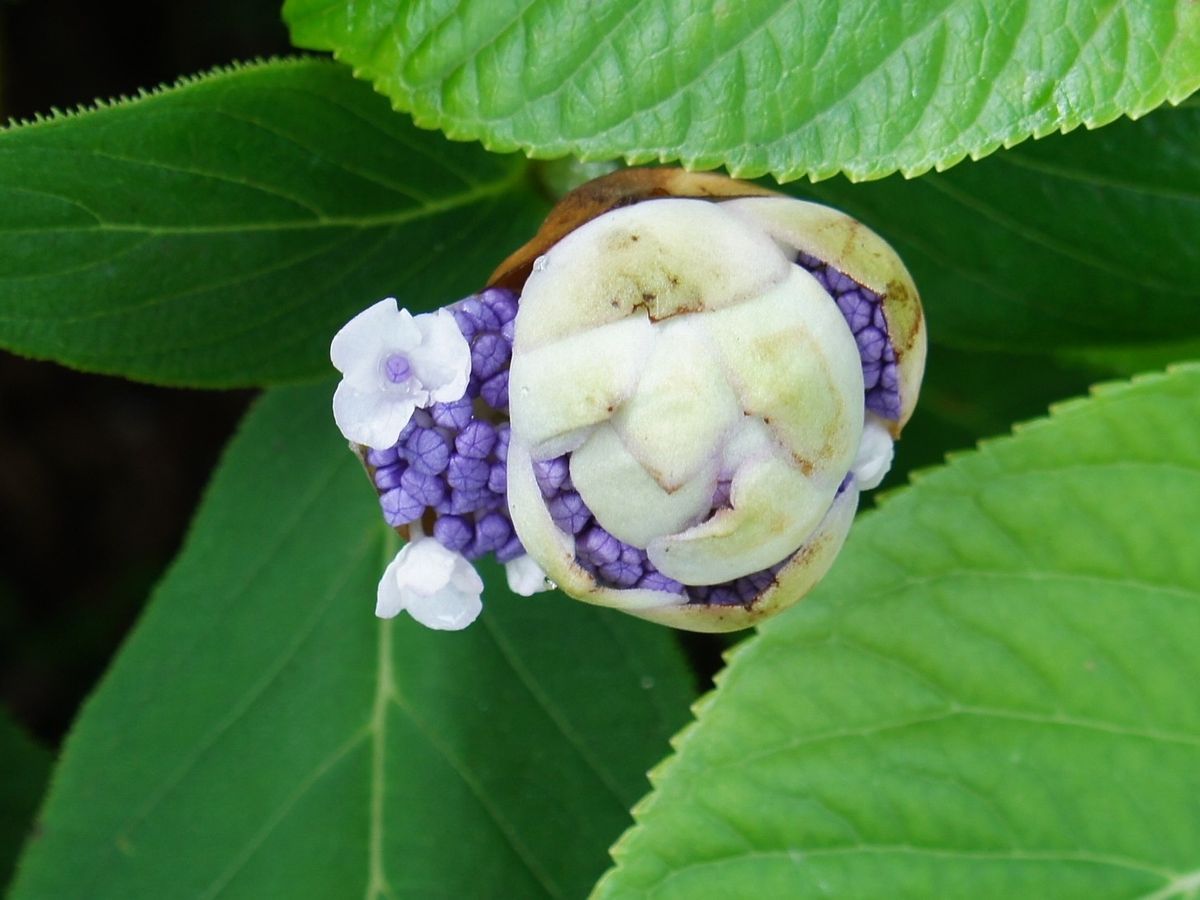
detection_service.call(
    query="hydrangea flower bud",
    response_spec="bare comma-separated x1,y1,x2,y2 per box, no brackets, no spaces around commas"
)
333,168,924,633
497,169,925,632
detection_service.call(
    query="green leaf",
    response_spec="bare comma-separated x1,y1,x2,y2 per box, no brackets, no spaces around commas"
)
0,713,50,890
0,58,548,387
596,364,1200,899
796,103,1200,351
8,383,695,899
284,0,1200,183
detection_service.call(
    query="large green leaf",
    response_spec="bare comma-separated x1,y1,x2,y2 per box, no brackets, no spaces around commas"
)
284,0,1200,183
0,713,50,890
797,103,1200,350
8,383,695,899
596,364,1200,899
0,58,547,387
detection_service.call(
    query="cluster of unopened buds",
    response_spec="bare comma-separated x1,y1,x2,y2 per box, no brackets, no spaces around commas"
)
331,169,926,632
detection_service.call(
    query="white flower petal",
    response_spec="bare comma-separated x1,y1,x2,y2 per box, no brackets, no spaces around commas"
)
375,552,409,619
505,554,552,596
332,380,417,450
331,298,420,382
376,538,484,630
853,414,895,491
405,586,482,630
410,309,472,403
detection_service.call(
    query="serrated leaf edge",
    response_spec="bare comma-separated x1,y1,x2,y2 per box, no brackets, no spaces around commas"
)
591,360,1200,897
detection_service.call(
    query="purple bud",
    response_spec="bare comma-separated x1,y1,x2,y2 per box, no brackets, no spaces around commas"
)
548,491,591,534
471,333,511,380
796,250,821,269
830,269,857,293
429,397,474,430
433,515,473,552
373,462,406,491
473,512,513,554
871,303,887,331
533,456,570,497
638,571,685,594
494,425,511,463
462,296,502,331
712,477,733,510
400,467,446,507
481,371,510,411
365,446,399,468
487,461,507,495
881,362,899,390
495,534,526,563
404,428,450,476
480,287,518,324
449,487,492,515
855,326,887,363
398,417,419,443
862,359,881,390
747,569,776,592
578,525,621,566
455,420,497,459
501,318,516,345
450,309,480,340
837,291,875,333
599,547,645,588
380,488,424,526
705,586,743,606
447,454,490,492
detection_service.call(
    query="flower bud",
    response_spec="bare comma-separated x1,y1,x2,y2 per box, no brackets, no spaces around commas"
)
499,169,925,632
333,168,924,633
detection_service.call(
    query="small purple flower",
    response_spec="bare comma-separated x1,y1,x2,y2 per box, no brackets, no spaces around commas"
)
494,425,511,463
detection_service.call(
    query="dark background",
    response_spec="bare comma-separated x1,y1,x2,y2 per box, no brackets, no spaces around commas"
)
0,0,293,744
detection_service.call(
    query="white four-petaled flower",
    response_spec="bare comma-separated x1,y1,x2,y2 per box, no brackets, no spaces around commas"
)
331,298,471,450
377,537,484,630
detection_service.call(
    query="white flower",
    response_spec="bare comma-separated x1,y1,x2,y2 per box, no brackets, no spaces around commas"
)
504,554,553,596
852,414,895,491
376,538,484,630
331,298,471,450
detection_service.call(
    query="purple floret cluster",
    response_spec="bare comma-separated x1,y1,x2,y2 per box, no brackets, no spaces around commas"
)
796,251,901,421
365,256,888,609
365,287,525,564
535,454,801,606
